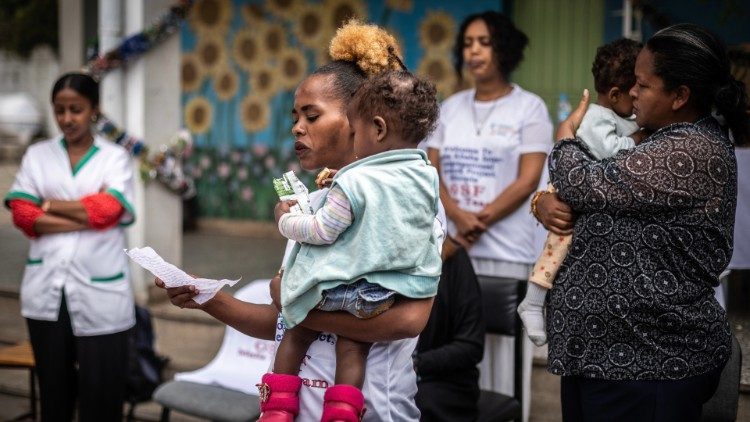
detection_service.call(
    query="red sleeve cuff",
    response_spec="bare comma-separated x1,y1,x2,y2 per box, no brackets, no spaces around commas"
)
80,193,125,230
9,199,43,238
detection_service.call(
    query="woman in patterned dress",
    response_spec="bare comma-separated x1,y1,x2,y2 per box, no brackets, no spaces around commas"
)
534,23,747,421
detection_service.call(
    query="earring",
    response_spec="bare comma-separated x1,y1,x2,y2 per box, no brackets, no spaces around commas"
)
91,115,98,122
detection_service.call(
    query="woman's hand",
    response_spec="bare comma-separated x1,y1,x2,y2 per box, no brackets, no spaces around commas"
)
441,236,462,261
535,193,574,235
154,277,201,309
451,208,487,241
269,270,283,312
274,200,297,224
556,89,590,141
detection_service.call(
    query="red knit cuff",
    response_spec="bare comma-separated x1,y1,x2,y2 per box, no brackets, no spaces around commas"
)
80,193,124,230
9,199,43,238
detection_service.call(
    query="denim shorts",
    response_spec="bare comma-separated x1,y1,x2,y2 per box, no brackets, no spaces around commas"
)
316,279,396,319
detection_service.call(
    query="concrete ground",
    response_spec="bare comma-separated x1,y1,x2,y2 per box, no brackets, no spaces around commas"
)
0,160,748,421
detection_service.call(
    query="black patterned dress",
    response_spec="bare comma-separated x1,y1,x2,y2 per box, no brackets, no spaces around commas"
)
546,117,734,381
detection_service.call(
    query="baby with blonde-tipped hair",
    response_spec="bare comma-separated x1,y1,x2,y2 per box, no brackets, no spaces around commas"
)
257,21,443,422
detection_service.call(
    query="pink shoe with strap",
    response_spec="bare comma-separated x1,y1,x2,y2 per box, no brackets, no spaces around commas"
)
320,385,366,422
256,373,302,422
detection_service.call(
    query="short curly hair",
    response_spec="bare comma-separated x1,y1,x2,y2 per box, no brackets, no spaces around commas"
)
592,38,642,94
350,70,439,145
454,11,529,81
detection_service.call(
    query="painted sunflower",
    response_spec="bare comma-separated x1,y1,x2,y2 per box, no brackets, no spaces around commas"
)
196,34,228,76
181,53,205,93
213,66,239,101
293,5,327,49
189,0,232,36
419,11,455,51
241,3,265,27
250,62,281,99
417,51,457,99
385,0,413,12
324,0,368,33
185,96,213,134
266,0,302,20
259,23,287,58
277,48,309,91
233,28,263,72
240,94,270,133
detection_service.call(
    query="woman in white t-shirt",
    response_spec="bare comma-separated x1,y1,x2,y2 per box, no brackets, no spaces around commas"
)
425,11,552,421
156,26,436,421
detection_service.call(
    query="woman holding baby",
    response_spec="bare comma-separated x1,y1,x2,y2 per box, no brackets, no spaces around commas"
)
157,22,440,421
536,23,746,420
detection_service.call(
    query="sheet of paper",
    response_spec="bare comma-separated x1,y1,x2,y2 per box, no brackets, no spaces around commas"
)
125,246,240,304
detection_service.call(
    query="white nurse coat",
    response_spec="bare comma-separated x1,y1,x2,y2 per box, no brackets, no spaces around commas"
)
4,135,136,336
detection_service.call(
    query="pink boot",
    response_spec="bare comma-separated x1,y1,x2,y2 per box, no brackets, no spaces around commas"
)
320,385,366,422
256,373,302,421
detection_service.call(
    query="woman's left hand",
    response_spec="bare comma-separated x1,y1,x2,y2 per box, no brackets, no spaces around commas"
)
556,89,590,141
452,232,476,249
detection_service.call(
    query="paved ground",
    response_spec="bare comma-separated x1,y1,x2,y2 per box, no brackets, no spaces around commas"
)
0,160,748,421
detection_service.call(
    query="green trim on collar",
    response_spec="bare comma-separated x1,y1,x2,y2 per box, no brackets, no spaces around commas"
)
106,188,136,227
91,272,125,282
61,138,100,176
4,191,42,208
26,258,42,265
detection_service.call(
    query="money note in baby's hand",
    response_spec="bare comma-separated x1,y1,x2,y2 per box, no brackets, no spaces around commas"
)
273,171,313,215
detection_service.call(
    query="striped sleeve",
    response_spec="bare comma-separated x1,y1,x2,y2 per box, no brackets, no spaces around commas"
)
278,184,353,245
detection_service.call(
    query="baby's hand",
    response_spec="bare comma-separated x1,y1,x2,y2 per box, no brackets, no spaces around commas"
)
274,200,297,223
315,168,338,189
631,128,649,145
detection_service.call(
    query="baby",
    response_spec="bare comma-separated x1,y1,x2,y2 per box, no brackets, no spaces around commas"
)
261,69,442,421
518,38,644,346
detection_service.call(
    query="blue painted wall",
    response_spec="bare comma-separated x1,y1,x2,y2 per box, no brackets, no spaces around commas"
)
181,0,503,219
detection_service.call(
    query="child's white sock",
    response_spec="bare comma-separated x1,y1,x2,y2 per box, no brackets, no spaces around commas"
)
517,282,548,346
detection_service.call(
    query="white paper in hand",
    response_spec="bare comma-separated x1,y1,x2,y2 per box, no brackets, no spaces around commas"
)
125,246,240,304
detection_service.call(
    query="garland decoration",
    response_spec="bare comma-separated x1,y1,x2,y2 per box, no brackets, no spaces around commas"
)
84,0,196,198
85,0,194,79
96,116,197,199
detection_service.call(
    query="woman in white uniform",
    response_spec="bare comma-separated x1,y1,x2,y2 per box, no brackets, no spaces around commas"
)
424,11,552,421
5,73,136,421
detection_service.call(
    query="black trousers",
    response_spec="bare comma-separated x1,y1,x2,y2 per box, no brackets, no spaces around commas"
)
416,379,480,422
561,365,723,422
26,294,129,422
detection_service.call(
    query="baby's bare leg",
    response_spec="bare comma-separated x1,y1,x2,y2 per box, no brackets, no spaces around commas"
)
335,336,372,387
274,325,320,374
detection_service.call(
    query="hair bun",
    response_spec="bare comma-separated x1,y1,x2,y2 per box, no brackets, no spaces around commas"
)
715,77,746,109
328,20,404,76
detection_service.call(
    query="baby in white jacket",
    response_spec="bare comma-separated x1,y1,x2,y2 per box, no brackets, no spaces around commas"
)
519,38,646,346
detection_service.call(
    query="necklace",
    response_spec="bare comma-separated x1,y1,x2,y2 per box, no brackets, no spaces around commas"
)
471,85,513,136
471,96,500,136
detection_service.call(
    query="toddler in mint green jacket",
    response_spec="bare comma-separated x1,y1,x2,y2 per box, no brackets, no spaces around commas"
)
267,70,442,419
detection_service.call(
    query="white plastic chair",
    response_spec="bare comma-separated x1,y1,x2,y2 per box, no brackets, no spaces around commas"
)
153,279,275,421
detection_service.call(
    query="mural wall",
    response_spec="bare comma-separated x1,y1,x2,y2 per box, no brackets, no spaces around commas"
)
180,0,500,220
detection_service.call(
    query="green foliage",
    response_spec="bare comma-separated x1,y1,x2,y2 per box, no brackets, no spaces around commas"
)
0,0,58,57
